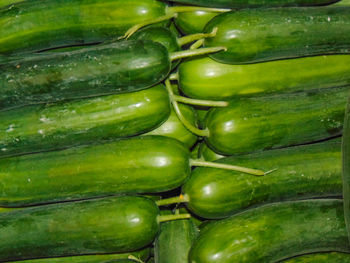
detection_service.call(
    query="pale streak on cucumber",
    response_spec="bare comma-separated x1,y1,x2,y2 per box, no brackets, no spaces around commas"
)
157,213,191,223
177,27,218,46
170,46,226,61
190,39,204,49
173,94,228,107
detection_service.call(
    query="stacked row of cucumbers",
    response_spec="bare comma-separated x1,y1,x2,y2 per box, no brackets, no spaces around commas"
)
1,0,350,262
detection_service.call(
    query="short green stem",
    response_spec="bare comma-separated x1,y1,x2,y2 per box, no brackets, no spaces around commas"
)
190,159,266,176
157,213,191,223
170,46,226,62
177,28,218,46
173,94,228,107
156,194,189,206
169,72,179,81
128,255,144,263
190,39,204,50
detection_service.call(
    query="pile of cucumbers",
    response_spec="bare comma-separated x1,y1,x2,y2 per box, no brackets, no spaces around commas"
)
1,0,350,262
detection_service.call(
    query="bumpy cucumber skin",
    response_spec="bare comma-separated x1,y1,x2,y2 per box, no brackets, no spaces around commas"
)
343,95,350,242
0,196,159,262
178,55,350,100
0,136,190,207
189,199,349,263
155,218,198,263
0,0,166,55
146,104,198,148
175,11,219,34
282,252,350,262
205,86,347,155
204,7,350,64
0,40,170,110
0,85,170,158
184,139,342,219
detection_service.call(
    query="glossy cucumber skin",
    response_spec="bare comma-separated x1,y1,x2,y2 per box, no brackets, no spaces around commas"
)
184,139,342,219
175,11,219,34
205,86,347,155
0,136,190,207
0,40,170,110
178,55,350,100
146,104,198,148
343,95,350,242
0,196,159,262
0,85,170,158
0,0,166,55
204,7,350,64
189,199,350,263
155,218,198,263
9,248,151,263
282,252,350,262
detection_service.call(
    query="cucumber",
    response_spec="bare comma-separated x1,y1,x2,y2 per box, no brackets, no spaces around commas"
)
203,7,350,64
183,138,342,219
0,0,167,55
9,248,151,263
146,104,198,149
0,0,23,8
199,142,226,161
0,195,183,262
343,95,350,242
155,216,198,263
205,86,347,155
334,0,350,5
0,84,170,158
175,10,220,34
189,199,350,263
0,40,170,110
282,252,350,262
177,55,350,100
167,0,338,8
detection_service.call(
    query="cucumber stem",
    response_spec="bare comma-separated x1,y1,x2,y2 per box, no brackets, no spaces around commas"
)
173,94,228,107
169,72,179,81
167,6,230,14
128,255,144,263
156,194,189,206
170,46,226,62
165,79,210,137
190,159,266,176
177,27,218,46
157,213,191,223
190,39,205,50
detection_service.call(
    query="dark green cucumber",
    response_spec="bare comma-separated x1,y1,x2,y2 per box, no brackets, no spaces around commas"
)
155,216,198,263
0,40,170,110
205,86,347,155
175,10,220,34
0,196,161,261
178,55,350,100
0,0,167,55
0,0,23,8
146,104,198,148
167,0,338,8
343,94,350,242
0,136,190,207
189,199,350,263
203,7,350,64
0,84,170,158
183,139,342,219
282,252,350,262
9,248,151,263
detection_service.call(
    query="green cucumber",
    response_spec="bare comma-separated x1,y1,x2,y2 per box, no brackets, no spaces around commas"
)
0,195,188,262
155,216,198,263
282,252,350,262
334,0,350,5
175,10,220,34
0,0,23,8
199,142,226,161
205,86,347,155
0,84,170,158
146,104,198,148
189,199,350,263
177,55,350,100
203,7,350,64
183,139,342,219
343,95,350,242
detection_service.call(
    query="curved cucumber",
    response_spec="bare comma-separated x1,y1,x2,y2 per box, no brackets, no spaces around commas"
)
203,7,350,64
155,217,198,263
178,55,350,100
0,84,170,158
0,0,166,55
0,136,190,207
146,104,198,148
0,196,160,261
0,40,170,110
189,199,350,263
205,86,347,155
183,139,342,219
175,10,220,34
282,252,350,262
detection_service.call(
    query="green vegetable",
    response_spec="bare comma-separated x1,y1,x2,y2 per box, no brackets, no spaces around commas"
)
175,10,220,34
189,199,350,262
0,84,170,158
282,252,350,262
203,7,350,64
199,142,226,161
